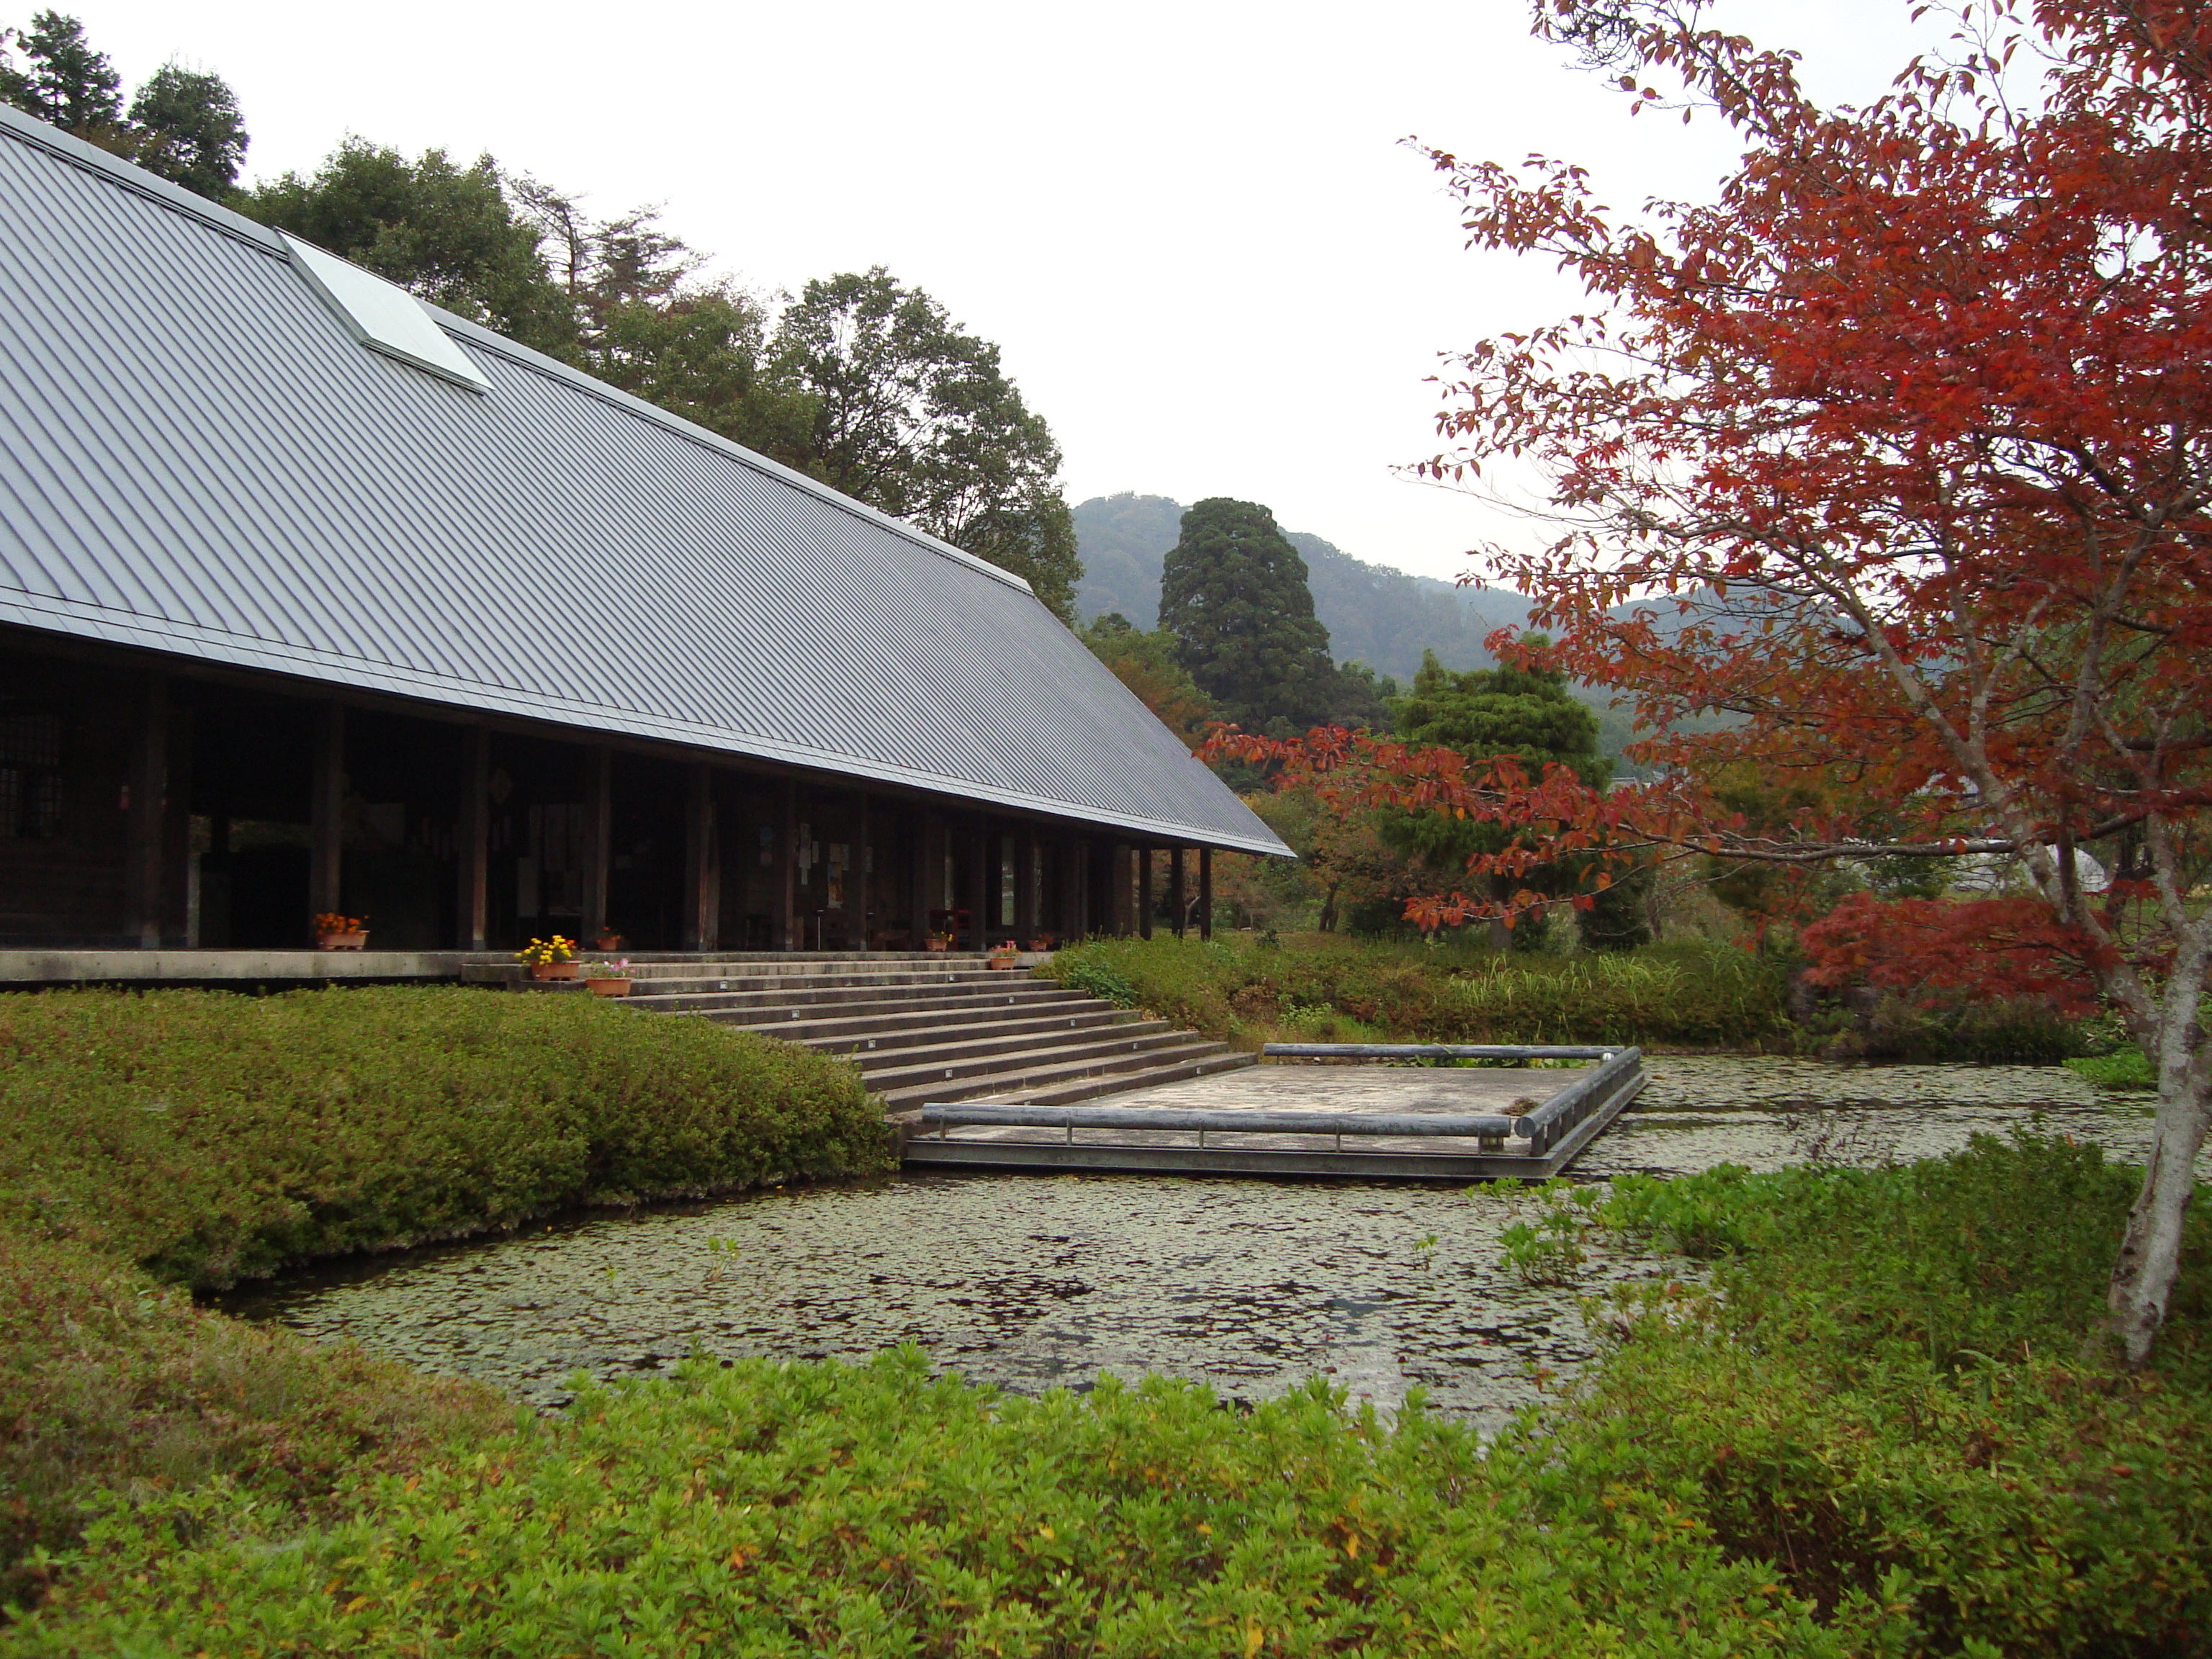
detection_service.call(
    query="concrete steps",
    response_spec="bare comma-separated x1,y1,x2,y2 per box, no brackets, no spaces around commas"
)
605,951,1253,1113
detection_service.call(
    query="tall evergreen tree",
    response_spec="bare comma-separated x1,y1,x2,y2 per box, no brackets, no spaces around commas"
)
1157,498,1339,735
0,10,119,135
1,15,248,199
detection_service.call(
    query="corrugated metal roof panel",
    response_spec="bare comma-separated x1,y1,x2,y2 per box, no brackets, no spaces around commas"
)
0,106,1288,855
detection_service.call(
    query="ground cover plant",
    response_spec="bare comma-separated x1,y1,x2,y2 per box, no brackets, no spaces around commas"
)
1051,932,1791,1051
8,1134,2203,1656
1544,1134,2211,1656
0,986,892,1289
0,1228,511,1614
9,1352,1847,1658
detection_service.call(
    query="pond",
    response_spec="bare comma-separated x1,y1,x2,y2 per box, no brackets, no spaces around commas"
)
229,1057,2157,1431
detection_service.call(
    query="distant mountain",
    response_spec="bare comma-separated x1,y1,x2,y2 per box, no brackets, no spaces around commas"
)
1072,493,1527,683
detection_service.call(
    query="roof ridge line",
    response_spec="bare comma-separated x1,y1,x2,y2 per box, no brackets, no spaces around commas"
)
0,102,287,253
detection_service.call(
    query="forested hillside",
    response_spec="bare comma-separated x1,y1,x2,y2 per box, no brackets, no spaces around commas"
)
1072,493,1527,680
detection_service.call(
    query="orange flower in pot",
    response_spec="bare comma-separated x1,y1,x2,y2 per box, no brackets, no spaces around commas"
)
313,912,369,950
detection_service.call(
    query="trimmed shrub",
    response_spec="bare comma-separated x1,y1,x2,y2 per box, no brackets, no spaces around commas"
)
1808,989,2090,1065
0,986,891,1289
1048,932,1791,1049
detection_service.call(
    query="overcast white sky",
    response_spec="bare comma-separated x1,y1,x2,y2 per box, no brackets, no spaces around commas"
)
63,1,1954,585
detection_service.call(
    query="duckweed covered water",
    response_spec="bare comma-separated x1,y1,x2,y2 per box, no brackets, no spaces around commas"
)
230,1058,2154,1429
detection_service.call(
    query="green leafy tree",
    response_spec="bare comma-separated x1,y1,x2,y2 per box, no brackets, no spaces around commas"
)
239,140,575,355
769,268,1080,620
508,179,809,455
1078,613,1215,746
127,63,246,197
1158,498,1339,735
1328,660,1401,732
1386,648,1625,948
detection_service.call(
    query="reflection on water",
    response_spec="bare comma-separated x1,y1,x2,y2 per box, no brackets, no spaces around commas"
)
227,1058,2154,1429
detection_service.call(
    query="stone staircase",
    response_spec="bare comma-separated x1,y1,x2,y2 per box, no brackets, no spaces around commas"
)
612,953,1254,1115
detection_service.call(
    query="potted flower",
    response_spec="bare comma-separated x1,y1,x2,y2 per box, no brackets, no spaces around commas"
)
516,935,579,980
592,930,625,952
313,912,369,950
924,930,955,953
986,939,1020,970
584,958,634,997
1025,933,1054,953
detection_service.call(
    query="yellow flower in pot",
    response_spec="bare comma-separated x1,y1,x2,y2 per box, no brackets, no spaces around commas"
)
516,935,579,979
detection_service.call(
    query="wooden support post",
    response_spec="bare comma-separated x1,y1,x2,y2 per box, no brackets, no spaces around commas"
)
683,762,715,951
458,726,489,950
581,745,611,944
161,708,194,943
1200,846,1213,940
1015,830,1038,943
914,811,938,946
125,673,169,948
778,777,797,951
967,816,991,950
308,699,344,931
1066,838,1089,939
855,789,872,950
1138,846,1153,940
1169,845,1187,939
1079,839,1093,938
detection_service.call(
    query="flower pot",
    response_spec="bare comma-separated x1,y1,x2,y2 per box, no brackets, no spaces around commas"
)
585,977,633,997
986,955,1019,971
316,931,369,952
924,940,950,953
593,933,624,952
530,961,579,981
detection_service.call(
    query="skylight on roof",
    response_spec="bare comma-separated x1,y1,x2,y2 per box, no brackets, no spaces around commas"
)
279,232,490,393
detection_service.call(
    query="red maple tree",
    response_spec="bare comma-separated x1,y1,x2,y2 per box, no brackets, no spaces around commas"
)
1219,0,2212,1363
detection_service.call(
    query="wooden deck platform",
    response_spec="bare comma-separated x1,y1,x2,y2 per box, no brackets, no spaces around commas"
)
899,1046,1646,1180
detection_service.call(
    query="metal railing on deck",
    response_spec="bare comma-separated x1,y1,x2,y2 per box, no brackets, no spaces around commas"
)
915,1100,1537,1149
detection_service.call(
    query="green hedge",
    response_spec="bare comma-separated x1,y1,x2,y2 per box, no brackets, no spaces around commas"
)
1049,933,1791,1049
0,987,892,1289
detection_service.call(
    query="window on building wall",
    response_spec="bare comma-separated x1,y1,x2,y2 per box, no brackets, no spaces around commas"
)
0,711,62,840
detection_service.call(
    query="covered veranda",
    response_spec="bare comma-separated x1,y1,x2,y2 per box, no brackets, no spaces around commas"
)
0,629,1221,959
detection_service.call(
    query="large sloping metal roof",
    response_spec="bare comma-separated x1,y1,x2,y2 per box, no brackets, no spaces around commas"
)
0,107,1287,855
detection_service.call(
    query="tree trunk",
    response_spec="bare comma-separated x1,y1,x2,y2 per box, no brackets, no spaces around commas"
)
2105,966,2211,1366
1318,881,1340,933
